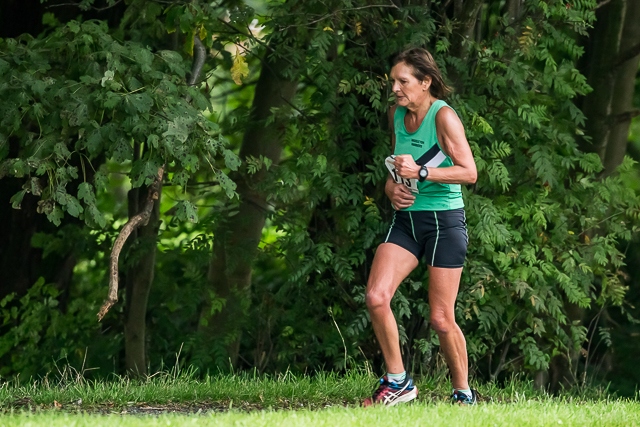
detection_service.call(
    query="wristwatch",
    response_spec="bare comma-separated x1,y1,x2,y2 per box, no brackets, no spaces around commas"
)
418,164,429,182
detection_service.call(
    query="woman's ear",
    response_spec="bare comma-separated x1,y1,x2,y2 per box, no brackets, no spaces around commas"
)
422,75,432,91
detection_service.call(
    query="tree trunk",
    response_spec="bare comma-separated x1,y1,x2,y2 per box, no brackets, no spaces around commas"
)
199,52,299,368
121,142,162,378
601,0,640,174
0,182,72,300
448,0,484,92
580,0,639,173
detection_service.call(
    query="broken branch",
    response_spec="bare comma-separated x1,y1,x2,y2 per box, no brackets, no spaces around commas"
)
97,167,164,321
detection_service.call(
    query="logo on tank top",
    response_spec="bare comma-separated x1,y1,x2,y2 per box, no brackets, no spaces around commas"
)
410,139,424,148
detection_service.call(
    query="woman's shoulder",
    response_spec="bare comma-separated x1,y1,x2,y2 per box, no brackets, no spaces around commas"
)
435,101,463,131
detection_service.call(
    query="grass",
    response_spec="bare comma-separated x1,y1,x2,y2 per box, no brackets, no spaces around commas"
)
0,369,639,426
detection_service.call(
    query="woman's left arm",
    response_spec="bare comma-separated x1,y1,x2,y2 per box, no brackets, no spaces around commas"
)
394,107,477,184
428,107,477,184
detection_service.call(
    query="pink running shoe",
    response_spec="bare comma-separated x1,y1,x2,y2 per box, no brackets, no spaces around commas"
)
362,376,418,407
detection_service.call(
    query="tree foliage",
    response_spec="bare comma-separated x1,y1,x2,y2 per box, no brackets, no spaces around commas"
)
0,0,638,386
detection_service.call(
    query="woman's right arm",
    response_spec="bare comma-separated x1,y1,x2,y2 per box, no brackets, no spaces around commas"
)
385,105,415,209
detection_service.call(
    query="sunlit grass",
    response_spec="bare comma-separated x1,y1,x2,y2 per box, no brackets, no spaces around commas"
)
0,369,638,426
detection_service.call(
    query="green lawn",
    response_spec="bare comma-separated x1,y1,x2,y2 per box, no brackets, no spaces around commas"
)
1,371,638,426
2,401,640,427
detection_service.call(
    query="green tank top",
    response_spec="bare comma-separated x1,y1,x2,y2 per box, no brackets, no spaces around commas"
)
393,100,464,211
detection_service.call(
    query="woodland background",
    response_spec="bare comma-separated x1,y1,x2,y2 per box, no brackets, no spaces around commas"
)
0,0,639,395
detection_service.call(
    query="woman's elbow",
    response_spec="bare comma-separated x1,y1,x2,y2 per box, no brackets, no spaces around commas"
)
465,166,477,184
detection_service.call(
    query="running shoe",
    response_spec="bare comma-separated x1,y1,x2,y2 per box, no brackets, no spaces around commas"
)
451,388,477,405
362,376,418,406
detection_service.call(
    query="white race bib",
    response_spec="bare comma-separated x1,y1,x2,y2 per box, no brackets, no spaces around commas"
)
385,155,418,193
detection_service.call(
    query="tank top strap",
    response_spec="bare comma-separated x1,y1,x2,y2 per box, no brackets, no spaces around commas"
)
425,99,449,124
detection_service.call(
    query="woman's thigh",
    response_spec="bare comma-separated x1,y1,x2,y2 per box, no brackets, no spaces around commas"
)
428,266,463,317
367,243,419,299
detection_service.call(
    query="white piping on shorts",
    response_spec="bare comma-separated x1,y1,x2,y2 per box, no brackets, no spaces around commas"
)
409,212,417,242
385,211,397,243
463,209,469,245
432,211,440,265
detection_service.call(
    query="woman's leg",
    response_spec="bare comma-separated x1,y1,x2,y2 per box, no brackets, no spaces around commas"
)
427,266,469,390
366,243,419,374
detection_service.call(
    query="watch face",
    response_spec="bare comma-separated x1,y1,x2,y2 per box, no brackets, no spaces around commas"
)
419,168,427,178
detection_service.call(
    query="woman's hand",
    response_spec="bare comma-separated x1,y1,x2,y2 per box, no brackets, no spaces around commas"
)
385,177,415,210
394,155,420,180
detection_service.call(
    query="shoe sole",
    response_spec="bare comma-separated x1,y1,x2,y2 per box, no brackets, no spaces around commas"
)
363,389,418,407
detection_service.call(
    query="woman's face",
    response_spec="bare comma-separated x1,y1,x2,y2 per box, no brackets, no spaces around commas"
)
390,61,431,108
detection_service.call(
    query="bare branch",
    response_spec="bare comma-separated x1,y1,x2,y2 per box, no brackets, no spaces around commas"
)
615,42,640,67
45,0,123,12
97,167,164,321
596,0,613,9
490,341,511,381
278,4,407,31
188,37,207,86
611,109,640,124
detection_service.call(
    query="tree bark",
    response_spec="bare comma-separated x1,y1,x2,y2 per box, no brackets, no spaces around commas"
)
448,0,484,92
601,0,640,174
199,52,299,368
580,0,627,165
0,182,73,300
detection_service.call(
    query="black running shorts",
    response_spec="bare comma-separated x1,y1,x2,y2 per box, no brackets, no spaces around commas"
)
383,208,468,268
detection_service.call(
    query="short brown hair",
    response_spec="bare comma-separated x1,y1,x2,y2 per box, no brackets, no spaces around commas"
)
392,48,452,99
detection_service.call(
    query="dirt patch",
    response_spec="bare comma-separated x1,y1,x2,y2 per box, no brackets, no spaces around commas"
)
5,397,355,415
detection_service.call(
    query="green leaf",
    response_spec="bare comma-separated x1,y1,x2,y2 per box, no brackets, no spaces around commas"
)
10,190,26,209
67,21,80,34
147,134,160,149
164,6,183,34
0,58,10,75
163,117,190,143
78,182,96,204
130,159,162,187
86,204,107,228
175,200,198,223
94,169,109,191
103,92,121,109
223,149,241,171
172,170,189,187
64,195,84,217
112,138,132,162
54,143,72,159
86,128,103,156
129,92,154,114
47,205,64,226
216,169,237,199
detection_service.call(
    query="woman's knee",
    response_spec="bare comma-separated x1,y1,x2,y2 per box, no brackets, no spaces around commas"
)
365,288,392,311
430,313,456,334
